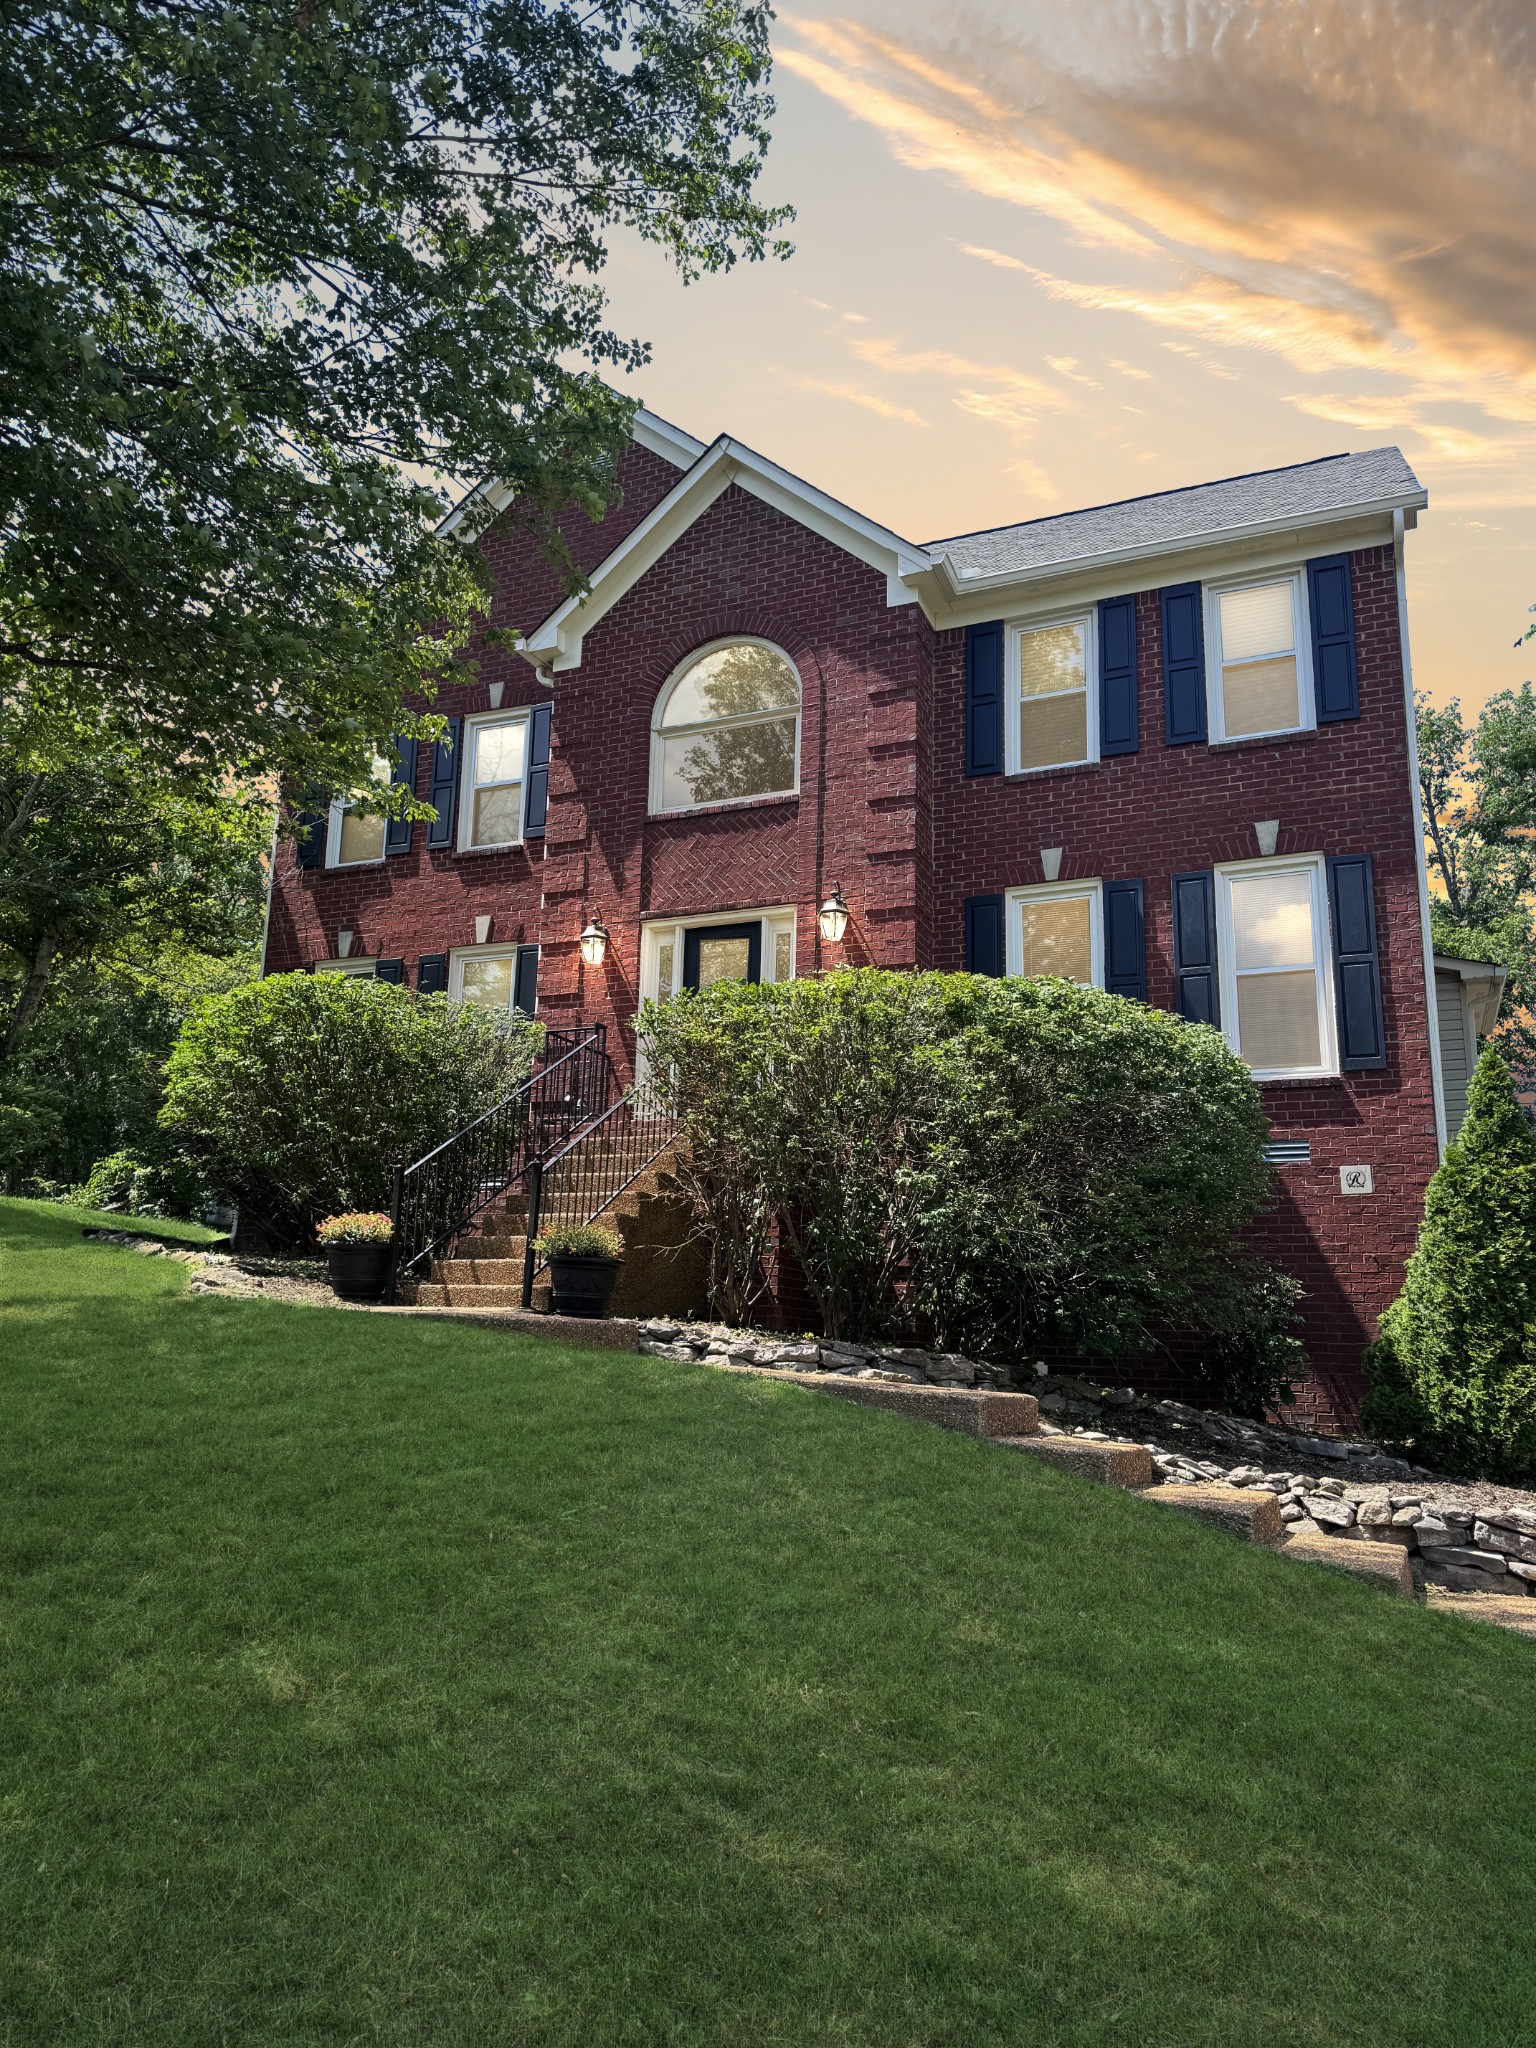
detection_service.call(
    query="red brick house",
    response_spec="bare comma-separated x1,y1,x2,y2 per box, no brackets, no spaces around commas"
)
264,409,1464,1427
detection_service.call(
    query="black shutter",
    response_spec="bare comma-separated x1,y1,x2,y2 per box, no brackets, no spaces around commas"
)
294,811,326,868
1103,880,1145,1001
1308,555,1360,724
1327,854,1386,1069
417,953,449,995
1098,595,1138,757
384,737,418,856
1171,871,1219,1025
524,702,552,838
1161,583,1207,745
512,945,539,1016
426,716,462,850
375,958,405,984
965,621,1004,776
964,894,1005,976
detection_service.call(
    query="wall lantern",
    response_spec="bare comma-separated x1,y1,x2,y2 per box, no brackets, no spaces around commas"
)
817,884,850,945
578,911,610,968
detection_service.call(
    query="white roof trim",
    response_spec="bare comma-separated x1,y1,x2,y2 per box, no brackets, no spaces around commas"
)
930,488,1429,599
521,436,938,670
435,408,707,540
1435,953,1509,1038
631,409,707,468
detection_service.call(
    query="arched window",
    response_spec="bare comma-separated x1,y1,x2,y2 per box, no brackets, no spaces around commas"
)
650,639,801,814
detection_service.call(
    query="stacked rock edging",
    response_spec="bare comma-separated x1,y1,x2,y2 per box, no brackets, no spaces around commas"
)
635,1317,1536,1599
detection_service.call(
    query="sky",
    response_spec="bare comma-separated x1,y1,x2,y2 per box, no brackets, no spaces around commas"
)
602,0,1536,719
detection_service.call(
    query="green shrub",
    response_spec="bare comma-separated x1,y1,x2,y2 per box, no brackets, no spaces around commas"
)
68,1146,212,1221
536,1222,623,1260
161,972,540,1246
642,968,1294,1398
1363,1047,1536,1479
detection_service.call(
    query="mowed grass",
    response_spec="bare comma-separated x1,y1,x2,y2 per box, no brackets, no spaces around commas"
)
2,1200,1534,2046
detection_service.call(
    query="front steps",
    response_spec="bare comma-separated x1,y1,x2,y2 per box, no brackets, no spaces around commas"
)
410,1137,708,1320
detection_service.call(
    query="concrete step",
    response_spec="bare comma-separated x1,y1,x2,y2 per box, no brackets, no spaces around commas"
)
1146,1483,1284,1544
434,1257,528,1286
1281,1530,1415,1595
1006,1437,1155,1490
414,1281,531,1308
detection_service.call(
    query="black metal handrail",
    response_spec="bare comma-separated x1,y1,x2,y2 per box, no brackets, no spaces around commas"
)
389,1023,609,1285
520,1078,677,1307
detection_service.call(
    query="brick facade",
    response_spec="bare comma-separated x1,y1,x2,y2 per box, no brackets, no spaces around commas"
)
266,437,1438,1429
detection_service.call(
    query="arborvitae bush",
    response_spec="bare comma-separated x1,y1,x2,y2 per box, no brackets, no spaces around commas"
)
1363,1047,1536,1479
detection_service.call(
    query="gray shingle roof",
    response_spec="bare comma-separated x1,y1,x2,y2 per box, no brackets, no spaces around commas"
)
927,447,1425,584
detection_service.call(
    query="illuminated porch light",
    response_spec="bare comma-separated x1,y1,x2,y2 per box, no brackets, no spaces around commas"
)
578,911,610,968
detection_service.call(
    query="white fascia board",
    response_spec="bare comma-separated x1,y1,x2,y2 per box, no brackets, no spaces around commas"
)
436,476,516,540
928,506,1413,632
436,408,706,542
520,437,941,671
521,441,737,670
931,488,1429,613
632,408,707,467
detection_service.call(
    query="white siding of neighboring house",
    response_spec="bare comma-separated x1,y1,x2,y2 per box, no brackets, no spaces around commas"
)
1435,971,1474,1136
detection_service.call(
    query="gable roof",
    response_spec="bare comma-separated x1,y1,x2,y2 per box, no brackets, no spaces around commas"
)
437,406,705,540
520,431,937,671
928,447,1426,591
495,415,1426,666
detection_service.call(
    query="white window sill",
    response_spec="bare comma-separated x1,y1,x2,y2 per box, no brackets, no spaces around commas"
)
1003,759,1100,781
455,840,527,856
648,790,799,821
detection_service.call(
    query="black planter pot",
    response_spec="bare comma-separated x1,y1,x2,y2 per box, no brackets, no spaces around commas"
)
547,1253,623,1320
326,1241,394,1303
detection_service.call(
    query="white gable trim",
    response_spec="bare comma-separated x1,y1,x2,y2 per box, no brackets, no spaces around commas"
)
521,437,938,671
436,408,706,540
631,409,707,468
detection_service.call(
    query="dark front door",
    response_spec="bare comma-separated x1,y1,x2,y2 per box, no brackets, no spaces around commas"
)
682,921,762,992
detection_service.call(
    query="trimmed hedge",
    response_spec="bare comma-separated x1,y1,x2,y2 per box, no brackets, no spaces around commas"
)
641,968,1299,1408
161,972,539,1246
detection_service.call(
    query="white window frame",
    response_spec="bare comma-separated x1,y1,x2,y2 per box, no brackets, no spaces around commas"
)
1006,610,1098,775
315,959,377,978
326,753,391,869
648,636,802,817
457,708,532,854
1214,853,1337,1081
638,905,797,1007
1204,568,1314,745
447,943,528,1012
1005,879,1103,986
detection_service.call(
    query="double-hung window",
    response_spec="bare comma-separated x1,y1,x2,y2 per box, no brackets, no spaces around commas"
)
1009,615,1095,772
1005,880,1103,985
327,753,389,867
449,943,538,1014
1215,857,1335,1078
459,712,529,851
1207,573,1311,741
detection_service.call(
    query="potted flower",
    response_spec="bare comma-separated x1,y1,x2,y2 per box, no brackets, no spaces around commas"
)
536,1221,624,1319
316,1211,395,1301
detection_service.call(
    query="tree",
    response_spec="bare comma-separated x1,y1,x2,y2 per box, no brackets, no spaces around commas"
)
0,749,269,1055
1,0,790,799
1363,1047,1536,1479
1417,686,1536,1083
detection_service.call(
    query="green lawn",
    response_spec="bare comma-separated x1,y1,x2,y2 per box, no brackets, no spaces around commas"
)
2,1198,1534,2046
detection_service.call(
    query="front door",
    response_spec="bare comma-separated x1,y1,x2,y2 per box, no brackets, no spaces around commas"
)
681,921,762,992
